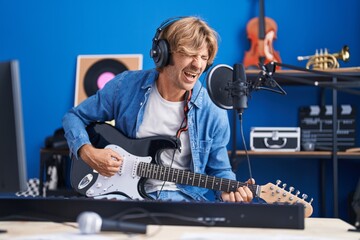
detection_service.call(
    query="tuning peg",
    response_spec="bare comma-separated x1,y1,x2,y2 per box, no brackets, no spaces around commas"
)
302,194,308,200
309,198,313,205
295,190,300,197
288,187,295,201
282,183,287,189
276,180,281,186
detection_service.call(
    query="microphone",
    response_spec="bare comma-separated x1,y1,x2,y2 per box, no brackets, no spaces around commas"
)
206,63,285,112
77,211,147,235
232,63,248,114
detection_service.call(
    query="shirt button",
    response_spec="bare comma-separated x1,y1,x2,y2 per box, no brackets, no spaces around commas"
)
140,102,143,106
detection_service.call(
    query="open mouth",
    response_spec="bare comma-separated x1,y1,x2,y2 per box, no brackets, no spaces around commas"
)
184,71,198,80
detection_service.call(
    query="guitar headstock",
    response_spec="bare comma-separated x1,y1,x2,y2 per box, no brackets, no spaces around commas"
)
259,180,313,218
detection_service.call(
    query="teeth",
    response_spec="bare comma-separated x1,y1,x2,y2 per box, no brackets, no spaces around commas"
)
185,71,197,79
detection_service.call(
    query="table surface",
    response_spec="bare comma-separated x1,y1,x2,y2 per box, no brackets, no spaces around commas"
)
0,218,358,240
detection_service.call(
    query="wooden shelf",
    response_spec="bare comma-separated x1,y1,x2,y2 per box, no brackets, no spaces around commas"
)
229,150,360,159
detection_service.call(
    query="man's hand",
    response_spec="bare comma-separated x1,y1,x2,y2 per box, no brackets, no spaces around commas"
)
221,178,255,203
78,144,123,177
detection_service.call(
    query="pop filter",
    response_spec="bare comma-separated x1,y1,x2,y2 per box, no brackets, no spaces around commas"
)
206,64,233,110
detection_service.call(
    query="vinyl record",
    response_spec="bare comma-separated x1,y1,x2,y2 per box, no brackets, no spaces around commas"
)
83,59,128,97
75,54,143,106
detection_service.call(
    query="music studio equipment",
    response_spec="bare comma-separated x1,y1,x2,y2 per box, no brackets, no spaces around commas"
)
250,127,301,152
299,105,356,151
0,196,305,229
206,62,286,114
232,63,249,114
150,16,212,71
297,45,350,70
77,211,147,234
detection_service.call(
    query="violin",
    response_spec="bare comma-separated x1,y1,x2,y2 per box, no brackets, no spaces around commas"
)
243,0,281,69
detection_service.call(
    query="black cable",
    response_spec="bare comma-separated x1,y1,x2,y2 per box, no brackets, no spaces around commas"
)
111,207,216,226
238,113,259,200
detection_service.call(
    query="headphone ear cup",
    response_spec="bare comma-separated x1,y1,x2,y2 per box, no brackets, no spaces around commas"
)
154,39,170,68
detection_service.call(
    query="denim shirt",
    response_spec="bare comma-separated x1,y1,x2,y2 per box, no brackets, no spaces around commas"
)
62,69,236,201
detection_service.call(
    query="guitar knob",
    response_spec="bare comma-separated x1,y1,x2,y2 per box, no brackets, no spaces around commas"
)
87,189,94,196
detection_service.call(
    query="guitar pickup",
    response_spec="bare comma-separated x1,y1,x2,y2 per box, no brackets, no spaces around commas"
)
117,155,125,176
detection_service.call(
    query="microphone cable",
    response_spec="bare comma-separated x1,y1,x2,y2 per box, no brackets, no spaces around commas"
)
238,112,259,200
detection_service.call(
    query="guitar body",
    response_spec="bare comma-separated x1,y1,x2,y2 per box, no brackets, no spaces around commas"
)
70,123,178,199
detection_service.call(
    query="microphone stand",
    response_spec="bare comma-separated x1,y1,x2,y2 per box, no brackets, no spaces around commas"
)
230,62,287,172
238,61,360,218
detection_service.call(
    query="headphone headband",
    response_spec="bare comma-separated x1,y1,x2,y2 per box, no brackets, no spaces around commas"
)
150,16,212,72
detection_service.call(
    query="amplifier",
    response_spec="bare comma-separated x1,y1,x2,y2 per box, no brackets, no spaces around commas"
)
299,105,356,151
250,127,301,152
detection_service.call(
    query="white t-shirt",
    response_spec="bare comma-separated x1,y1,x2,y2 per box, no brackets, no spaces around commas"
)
136,83,191,192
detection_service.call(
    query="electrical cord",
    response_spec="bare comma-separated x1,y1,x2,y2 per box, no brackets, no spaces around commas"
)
238,112,259,201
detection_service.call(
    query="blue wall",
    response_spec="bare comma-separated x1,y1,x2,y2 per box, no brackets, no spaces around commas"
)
0,0,359,222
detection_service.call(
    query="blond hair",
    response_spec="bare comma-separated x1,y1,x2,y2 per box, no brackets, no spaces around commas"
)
160,17,219,66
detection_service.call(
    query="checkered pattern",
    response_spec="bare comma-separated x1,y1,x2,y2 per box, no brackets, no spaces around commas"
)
15,178,48,197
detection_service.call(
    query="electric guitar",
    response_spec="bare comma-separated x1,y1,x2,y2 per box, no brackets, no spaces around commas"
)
70,123,313,217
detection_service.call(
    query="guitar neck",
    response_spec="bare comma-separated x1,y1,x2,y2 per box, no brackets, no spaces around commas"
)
137,162,260,196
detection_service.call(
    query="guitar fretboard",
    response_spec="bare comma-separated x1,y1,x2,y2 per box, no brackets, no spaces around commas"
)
137,162,259,196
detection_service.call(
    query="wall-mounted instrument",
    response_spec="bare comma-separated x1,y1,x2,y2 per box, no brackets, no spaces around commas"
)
243,0,281,69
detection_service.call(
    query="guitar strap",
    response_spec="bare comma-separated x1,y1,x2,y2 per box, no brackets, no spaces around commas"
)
175,90,192,152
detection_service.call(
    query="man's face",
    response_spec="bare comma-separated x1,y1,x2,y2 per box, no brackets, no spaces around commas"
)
164,45,209,92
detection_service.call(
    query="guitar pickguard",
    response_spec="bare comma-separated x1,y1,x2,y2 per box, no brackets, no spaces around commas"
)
85,144,152,199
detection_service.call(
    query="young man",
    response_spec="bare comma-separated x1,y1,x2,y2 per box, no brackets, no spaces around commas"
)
62,16,254,202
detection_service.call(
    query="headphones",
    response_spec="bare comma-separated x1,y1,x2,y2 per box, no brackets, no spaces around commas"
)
150,16,212,71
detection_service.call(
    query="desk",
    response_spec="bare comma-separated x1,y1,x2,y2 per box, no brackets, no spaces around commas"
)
229,150,360,218
0,218,358,239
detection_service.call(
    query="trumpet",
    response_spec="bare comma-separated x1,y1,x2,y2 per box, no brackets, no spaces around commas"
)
297,45,350,70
